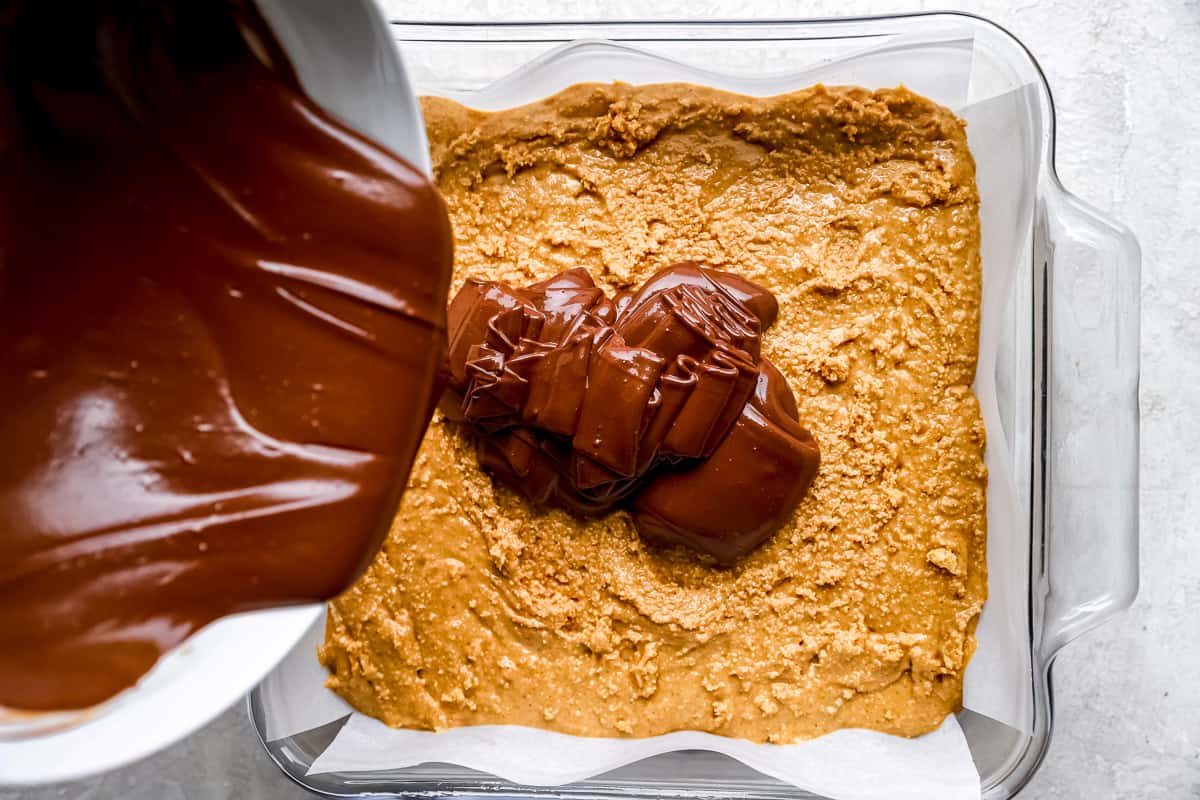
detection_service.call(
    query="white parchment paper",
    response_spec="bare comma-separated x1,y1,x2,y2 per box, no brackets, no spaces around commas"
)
259,30,1040,800
313,715,978,800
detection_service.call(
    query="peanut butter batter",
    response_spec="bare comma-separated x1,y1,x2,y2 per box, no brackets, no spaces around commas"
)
320,83,987,742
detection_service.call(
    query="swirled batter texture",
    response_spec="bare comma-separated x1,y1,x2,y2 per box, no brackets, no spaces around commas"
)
320,83,987,741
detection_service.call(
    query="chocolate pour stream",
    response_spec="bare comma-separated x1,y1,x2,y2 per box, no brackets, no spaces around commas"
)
443,264,820,564
0,1,453,710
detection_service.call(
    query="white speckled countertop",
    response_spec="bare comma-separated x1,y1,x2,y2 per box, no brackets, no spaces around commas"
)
7,1,1198,798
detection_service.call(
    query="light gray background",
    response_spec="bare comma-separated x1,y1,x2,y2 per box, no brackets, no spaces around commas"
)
8,0,1198,797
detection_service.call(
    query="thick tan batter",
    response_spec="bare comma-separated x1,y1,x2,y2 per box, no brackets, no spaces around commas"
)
320,83,987,742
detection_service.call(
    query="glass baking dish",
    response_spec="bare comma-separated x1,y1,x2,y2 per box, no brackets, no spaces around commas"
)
249,13,1140,799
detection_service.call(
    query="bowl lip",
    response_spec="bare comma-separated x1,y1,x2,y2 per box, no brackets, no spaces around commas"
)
0,604,323,787
251,10,1140,800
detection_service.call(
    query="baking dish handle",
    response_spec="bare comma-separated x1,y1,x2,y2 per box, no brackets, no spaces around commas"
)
1038,180,1140,660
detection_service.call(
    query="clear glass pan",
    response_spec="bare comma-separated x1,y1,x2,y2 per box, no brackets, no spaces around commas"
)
251,13,1140,799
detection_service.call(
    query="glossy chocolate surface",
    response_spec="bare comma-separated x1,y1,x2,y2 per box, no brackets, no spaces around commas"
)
444,264,819,564
0,1,452,710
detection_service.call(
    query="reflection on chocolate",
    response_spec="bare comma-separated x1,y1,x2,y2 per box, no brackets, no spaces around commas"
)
0,1,452,710
444,264,819,563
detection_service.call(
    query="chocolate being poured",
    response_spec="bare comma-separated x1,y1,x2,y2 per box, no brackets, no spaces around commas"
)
443,264,820,564
0,1,452,710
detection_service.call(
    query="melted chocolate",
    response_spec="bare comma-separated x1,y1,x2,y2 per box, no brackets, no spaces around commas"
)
444,264,819,564
0,2,452,710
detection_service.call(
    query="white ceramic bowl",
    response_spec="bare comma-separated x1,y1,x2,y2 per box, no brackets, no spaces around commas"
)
0,0,429,784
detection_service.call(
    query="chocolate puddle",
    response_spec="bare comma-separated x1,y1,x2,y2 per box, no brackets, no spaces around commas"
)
443,263,820,563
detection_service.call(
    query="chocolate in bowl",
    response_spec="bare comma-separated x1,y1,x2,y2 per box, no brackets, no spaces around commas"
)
0,0,452,713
